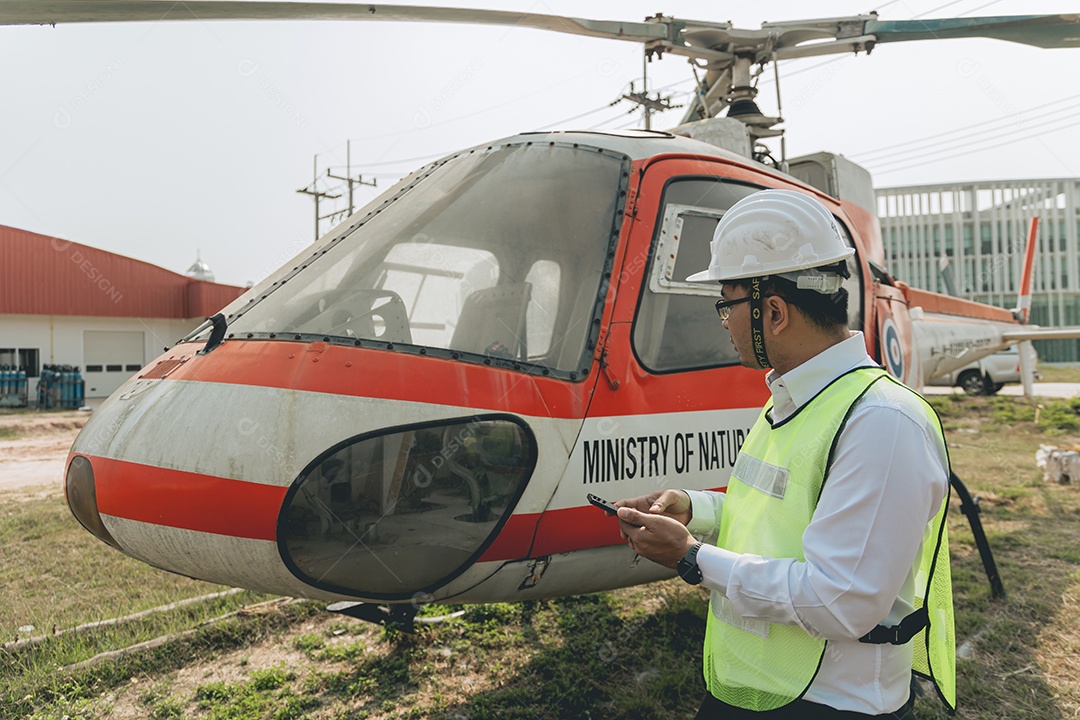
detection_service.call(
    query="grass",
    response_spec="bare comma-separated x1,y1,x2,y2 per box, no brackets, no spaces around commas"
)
0,490,264,640
0,407,84,418
0,487,277,718
2,599,321,720
0,408,38,417
1030,363,1080,384
921,393,1080,719
3,393,1080,719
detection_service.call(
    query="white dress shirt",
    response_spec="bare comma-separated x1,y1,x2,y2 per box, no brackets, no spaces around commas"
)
686,331,949,714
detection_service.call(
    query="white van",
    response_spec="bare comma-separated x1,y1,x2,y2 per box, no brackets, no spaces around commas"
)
926,346,1038,395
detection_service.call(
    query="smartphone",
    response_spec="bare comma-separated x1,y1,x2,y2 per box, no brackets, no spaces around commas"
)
587,493,619,516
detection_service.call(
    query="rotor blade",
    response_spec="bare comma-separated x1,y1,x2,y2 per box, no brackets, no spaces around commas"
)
866,15,1080,49
0,1,670,44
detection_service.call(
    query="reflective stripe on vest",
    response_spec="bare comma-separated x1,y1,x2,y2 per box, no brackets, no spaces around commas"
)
703,366,956,713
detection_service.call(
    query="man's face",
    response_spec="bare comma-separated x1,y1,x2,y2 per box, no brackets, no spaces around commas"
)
720,285,757,370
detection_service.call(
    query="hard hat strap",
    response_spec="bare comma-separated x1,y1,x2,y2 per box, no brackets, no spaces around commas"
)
749,277,772,369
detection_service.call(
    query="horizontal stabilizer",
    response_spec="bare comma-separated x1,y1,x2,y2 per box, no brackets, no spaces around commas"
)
1002,327,1080,343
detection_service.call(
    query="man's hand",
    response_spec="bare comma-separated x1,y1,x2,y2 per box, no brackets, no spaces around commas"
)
614,490,692,530
616,507,697,569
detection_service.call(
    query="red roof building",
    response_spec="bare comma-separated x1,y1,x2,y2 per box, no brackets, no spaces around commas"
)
1,225,247,401
0,225,243,319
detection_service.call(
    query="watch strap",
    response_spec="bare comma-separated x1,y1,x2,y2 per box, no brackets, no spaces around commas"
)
678,541,704,585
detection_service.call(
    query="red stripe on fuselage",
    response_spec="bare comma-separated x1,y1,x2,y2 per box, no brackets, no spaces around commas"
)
525,486,728,558
89,456,286,541
84,454,728,563
142,337,769,419
149,340,592,419
477,513,537,562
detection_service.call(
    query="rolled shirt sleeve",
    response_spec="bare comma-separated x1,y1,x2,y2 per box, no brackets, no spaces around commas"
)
685,489,724,545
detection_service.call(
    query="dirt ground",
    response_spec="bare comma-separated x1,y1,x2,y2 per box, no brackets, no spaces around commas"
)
100,607,348,720
0,412,88,491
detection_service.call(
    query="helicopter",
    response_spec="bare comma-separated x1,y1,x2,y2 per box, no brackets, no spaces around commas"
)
9,2,1080,623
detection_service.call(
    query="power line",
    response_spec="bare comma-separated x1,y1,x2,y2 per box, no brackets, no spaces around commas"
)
296,156,342,242
359,151,453,168
854,90,1080,159
866,113,1080,175
317,2,994,172
964,0,1007,13
310,70,611,161
325,169,413,179
529,101,631,131
870,112,1080,172
866,104,1080,169
587,108,642,130
915,0,974,16
758,0,1007,87
756,0,908,87
326,140,377,223
312,0,1017,178
343,68,600,145
325,101,641,173
853,94,1080,162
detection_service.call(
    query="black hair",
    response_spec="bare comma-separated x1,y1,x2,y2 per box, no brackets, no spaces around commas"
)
725,262,850,332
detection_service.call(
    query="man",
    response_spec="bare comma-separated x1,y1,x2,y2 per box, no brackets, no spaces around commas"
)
615,190,955,719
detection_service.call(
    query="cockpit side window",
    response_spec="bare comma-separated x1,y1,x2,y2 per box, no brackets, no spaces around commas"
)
838,223,863,332
632,179,863,373
633,180,758,372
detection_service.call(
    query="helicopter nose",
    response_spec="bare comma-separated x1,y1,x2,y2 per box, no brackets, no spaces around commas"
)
65,455,121,550
66,376,540,600
65,341,547,601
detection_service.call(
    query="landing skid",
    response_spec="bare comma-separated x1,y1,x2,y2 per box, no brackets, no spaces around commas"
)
951,472,1006,599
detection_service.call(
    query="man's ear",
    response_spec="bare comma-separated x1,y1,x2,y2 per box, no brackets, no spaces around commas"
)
767,295,791,335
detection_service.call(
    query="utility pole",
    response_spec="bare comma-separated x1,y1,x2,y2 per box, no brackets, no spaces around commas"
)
325,140,377,218
296,156,341,242
616,83,681,130
612,52,681,130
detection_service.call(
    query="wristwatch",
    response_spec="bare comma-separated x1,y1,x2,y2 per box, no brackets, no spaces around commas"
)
677,541,704,585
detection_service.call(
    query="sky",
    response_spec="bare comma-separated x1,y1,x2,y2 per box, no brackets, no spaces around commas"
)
3,0,1080,287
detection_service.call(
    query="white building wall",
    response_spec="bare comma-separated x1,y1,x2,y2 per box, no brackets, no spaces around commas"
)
877,178,1080,361
0,314,201,401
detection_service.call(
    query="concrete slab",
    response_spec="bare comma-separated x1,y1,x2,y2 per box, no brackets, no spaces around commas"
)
922,383,1080,399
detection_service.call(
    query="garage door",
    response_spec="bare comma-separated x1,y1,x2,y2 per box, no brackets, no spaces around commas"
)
83,330,145,398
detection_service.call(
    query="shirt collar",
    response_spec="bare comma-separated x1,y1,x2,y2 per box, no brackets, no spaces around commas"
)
765,332,876,418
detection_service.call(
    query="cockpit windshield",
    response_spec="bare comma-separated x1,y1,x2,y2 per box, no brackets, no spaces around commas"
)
220,141,629,378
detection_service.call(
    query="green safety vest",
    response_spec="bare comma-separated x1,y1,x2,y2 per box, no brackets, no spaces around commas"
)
704,366,956,713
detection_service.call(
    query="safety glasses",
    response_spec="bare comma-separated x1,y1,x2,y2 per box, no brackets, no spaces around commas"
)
715,294,783,320
714,296,753,321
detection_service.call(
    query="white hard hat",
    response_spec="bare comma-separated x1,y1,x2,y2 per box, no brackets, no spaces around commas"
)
686,189,855,286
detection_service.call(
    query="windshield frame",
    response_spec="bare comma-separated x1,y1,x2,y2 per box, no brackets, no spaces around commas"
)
184,140,632,383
